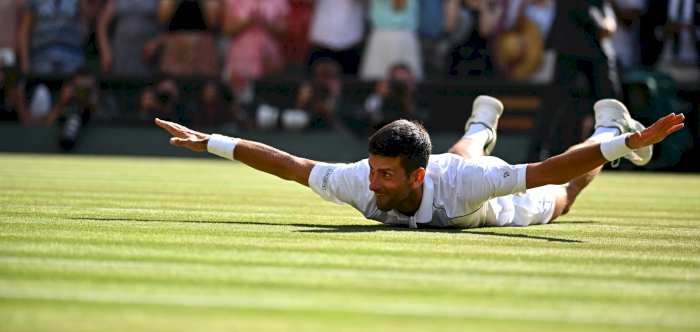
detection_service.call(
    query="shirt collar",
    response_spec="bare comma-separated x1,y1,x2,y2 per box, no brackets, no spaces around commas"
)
412,173,435,226
389,173,434,228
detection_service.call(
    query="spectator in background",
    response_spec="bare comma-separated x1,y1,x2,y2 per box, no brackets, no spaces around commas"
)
353,63,431,134
449,0,501,77
156,0,221,78
221,0,289,107
138,75,181,123
610,0,645,70
522,0,555,39
0,0,24,56
0,50,31,123
18,0,89,75
418,0,473,78
294,59,345,130
0,0,31,123
526,0,621,162
307,0,366,75
282,0,313,72
265,59,345,131
192,80,254,131
492,0,546,81
360,0,423,81
640,0,699,68
43,66,100,150
96,0,162,77
662,0,698,65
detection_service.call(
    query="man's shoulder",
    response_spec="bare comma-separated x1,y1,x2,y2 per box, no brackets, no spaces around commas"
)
429,154,510,176
315,159,369,178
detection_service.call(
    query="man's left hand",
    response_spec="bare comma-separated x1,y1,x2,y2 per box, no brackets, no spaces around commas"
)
627,113,685,150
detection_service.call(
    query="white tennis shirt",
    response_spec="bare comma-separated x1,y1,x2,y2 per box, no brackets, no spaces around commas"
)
308,153,528,228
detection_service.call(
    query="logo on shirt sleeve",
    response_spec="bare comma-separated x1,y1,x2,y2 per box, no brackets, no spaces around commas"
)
503,171,510,178
322,169,334,190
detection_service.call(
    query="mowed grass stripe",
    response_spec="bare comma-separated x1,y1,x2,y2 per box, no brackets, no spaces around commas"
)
0,287,697,328
1,153,699,331
2,256,699,294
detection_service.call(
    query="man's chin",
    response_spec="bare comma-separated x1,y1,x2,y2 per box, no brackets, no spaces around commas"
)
377,205,392,212
375,198,393,212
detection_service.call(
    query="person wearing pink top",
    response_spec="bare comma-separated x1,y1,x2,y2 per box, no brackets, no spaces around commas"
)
221,0,289,105
0,0,24,52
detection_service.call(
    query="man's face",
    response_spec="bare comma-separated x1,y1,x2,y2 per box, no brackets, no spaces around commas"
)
368,154,416,212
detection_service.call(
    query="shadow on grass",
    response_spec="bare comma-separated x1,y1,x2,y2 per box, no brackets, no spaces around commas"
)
70,217,584,242
464,231,583,243
550,220,598,224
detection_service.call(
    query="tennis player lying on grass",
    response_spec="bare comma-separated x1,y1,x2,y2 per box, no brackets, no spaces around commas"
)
156,96,684,229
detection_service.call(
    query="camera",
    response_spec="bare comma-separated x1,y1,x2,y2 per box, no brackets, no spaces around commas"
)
157,91,173,105
390,80,408,98
60,107,83,151
73,83,93,102
311,82,330,101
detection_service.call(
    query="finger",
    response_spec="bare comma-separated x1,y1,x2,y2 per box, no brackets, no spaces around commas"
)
169,137,189,146
671,113,685,124
666,123,685,135
658,114,685,132
155,118,189,138
170,137,206,152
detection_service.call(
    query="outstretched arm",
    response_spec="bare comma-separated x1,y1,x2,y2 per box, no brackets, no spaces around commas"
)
526,113,685,189
155,119,318,186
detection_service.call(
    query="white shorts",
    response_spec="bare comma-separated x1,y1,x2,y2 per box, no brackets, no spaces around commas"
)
485,185,558,227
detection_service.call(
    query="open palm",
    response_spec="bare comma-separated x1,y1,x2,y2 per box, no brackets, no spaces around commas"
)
155,118,210,152
627,113,685,150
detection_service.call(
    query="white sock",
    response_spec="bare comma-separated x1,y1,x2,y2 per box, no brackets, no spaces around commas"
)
462,123,493,148
586,127,621,143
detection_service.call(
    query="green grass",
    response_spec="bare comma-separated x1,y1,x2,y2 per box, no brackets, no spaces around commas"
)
1,153,699,331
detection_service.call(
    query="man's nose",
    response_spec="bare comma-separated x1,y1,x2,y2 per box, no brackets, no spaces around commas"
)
368,176,380,192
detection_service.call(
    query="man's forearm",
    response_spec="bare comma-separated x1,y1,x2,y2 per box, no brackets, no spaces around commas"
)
157,118,319,187
525,142,608,189
227,139,317,187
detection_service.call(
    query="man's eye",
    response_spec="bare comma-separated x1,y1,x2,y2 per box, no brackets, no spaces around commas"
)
383,172,390,178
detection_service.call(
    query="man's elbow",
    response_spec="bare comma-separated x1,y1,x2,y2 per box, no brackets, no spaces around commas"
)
280,157,314,186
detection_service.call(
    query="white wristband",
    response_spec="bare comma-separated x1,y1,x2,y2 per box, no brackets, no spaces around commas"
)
207,134,239,160
600,133,634,161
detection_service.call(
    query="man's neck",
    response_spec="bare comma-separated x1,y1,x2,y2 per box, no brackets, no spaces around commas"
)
396,184,423,216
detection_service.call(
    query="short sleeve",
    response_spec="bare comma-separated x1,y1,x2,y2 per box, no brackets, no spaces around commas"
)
307,160,375,216
456,157,528,211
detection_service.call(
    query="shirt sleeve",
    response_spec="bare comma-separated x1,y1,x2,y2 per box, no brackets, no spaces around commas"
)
307,161,375,215
458,157,528,207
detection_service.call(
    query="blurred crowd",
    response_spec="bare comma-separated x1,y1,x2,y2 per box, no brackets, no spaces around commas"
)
1,0,700,150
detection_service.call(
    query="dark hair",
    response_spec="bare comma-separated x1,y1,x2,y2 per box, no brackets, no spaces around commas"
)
389,63,412,77
368,120,432,174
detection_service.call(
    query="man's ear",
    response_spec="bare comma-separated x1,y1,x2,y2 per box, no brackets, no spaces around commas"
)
410,168,426,189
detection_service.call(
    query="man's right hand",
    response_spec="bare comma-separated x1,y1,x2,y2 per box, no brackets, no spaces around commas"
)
155,118,210,152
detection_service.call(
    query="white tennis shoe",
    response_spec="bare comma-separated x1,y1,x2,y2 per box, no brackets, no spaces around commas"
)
593,99,652,167
465,95,504,156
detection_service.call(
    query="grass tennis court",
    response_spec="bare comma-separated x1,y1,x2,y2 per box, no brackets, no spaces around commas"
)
1,153,699,331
